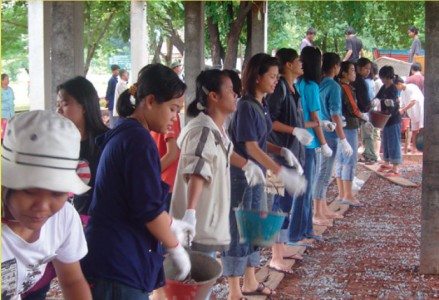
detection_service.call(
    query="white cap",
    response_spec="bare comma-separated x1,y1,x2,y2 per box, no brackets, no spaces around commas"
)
2,110,90,195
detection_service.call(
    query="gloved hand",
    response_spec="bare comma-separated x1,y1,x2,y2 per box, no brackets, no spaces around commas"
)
371,98,381,108
360,113,369,122
182,209,196,229
277,167,307,197
280,147,303,175
242,160,266,186
341,116,347,128
364,121,374,135
321,120,337,132
167,243,191,281
171,218,195,247
292,127,313,146
339,138,353,157
384,99,394,107
321,143,333,157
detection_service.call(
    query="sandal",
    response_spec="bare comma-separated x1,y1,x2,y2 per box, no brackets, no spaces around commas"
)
268,265,295,275
385,170,400,177
377,165,392,172
283,253,304,260
242,282,276,297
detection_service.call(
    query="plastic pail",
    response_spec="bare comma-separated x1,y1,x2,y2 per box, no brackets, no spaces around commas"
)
163,251,222,300
370,111,391,129
234,208,286,247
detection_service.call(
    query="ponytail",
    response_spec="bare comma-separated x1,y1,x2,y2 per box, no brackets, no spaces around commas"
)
116,89,135,117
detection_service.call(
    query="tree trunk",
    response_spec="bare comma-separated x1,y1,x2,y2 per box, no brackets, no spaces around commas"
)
207,15,223,68
223,1,252,69
420,1,439,274
152,35,163,63
84,10,116,75
164,36,173,66
165,18,184,55
322,32,328,53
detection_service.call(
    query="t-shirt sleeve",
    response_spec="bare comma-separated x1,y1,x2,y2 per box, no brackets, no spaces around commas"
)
345,38,353,51
328,83,342,116
124,133,168,225
266,82,285,121
304,83,321,113
235,101,260,143
55,203,88,264
179,127,216,184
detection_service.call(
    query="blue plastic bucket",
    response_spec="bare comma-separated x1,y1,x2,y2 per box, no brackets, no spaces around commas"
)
234,208,286,247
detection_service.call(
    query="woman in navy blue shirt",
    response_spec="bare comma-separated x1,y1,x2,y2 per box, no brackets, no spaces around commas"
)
82,64,193,299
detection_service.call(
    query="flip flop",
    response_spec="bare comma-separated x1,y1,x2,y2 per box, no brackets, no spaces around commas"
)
283,253,304,260
268,265,295,275
377,165,392,172
242,282,276,297
385,170,400,177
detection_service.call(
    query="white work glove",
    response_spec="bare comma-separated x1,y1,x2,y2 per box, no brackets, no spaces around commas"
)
339,138,353,157
280,147,303,175
171,218,195,247
341,116,347,127
292,127,313,146
182,209,196,229
167,243,191,281
360,113,369,122
384,99,394,107
242,160,266,186
277,166,307,197
371,98,380,108
364,121,374,135
321,143,333,157
321,120,337,132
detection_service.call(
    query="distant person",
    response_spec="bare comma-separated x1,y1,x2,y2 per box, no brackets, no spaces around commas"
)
408,26,421,63
406,62,424,94
105,64,120,128
343,27,363,63
171,60,184,82
1,73,14,139
300,27,316,51
113,69,129,117
372,62,383,96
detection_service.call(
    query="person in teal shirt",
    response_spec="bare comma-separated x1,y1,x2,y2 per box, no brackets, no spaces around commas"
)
2,74,15,119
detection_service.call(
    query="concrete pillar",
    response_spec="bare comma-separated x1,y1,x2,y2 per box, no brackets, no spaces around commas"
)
50,2,84,108
420,1,439,274
184,1,205,117
28,1,84,111
130,0,148,82
248,1,267,56
28,0,51,110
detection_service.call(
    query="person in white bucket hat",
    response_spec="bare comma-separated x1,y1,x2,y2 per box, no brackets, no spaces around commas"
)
1,110,92,299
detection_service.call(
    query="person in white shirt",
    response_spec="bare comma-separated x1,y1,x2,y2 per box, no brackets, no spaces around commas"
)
113,69,129,117
1,110,92,300
395,76,424,153
300,27,316,51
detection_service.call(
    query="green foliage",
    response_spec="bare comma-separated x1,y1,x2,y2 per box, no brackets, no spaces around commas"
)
1,1,28,80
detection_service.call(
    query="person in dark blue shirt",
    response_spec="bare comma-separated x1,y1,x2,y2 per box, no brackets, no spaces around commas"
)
82,64,193,299
105,64,119,128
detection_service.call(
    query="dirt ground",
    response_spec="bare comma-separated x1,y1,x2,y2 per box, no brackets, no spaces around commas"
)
273,159,439,299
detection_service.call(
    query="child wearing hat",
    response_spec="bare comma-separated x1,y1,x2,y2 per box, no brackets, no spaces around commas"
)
1,110,92,299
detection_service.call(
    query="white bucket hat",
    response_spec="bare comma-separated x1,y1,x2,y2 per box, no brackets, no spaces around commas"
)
2,110,90,195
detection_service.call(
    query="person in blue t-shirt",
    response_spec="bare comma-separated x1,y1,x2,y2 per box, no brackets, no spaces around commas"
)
290,46,332,244
81,64,194,299
223,53,306,299
314,53,354,225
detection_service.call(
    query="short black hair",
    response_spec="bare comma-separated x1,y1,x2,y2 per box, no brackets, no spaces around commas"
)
306,27,316,35
411,62,422,72
379,65,395,80
111,64,120,71
408,26,419,35
345,26,356,35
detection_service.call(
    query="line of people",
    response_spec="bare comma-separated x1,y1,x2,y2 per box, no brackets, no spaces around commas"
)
2,45,424,300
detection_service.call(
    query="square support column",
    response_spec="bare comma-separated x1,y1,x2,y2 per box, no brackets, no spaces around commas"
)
248,1,267,56
184,1,205,118
130,0,148,82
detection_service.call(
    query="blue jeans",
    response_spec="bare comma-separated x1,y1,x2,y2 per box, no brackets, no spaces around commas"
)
314,133,339,200
221,167,263,277
335,128,358,181
288,148,316,242
88,278,150,300
271,191,294,243
382,122,402,164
